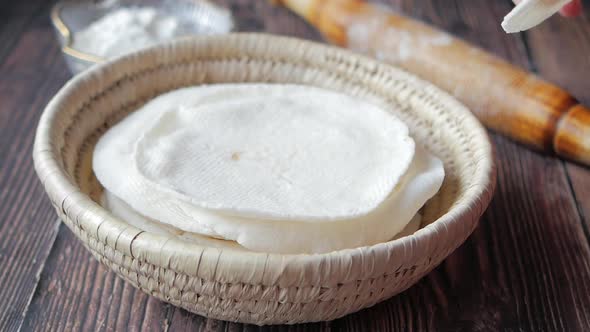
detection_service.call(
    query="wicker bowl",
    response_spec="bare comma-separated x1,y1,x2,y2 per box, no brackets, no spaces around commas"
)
33,33,496,325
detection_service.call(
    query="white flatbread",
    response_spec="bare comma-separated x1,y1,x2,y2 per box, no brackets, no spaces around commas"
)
103,191,422,250
99,144,442,253
102,191,246,250
93,84,444,253
137,85,414,219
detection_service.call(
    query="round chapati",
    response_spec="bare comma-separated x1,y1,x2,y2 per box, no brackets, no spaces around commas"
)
93,84,444,253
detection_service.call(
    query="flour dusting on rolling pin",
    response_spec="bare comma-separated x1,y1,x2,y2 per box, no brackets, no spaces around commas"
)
276,0,590,166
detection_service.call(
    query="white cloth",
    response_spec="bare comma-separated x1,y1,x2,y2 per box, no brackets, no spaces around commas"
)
93,84,445,254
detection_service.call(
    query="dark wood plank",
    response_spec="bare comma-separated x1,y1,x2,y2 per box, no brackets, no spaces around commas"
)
20,227,171,332
218,0,322,39
166,307,334,331
524,12,590,232
0,0,47,64
0,1,73,330
14,0,590,331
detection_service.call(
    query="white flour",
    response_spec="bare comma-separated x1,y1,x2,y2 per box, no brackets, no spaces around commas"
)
73,6,232,59
73,7,181,59
346,17,452,63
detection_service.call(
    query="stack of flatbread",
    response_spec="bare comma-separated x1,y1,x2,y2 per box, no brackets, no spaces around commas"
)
93,84,445,254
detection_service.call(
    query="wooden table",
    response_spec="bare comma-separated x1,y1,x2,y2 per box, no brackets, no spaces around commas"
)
2,0,590,330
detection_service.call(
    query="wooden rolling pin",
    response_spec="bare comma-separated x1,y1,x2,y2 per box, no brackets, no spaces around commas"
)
276,0,590,165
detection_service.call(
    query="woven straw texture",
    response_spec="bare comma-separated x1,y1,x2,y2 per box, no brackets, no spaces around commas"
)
33,33,496,325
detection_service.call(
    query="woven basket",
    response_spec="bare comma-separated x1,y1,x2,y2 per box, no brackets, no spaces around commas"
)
33,33,496,325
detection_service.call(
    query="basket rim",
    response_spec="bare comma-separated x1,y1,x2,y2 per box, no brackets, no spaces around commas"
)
33,33,496,283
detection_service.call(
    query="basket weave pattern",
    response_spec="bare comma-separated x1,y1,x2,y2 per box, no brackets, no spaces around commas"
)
33,34,495,325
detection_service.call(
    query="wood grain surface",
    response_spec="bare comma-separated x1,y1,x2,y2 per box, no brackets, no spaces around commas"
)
1,0,590,331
